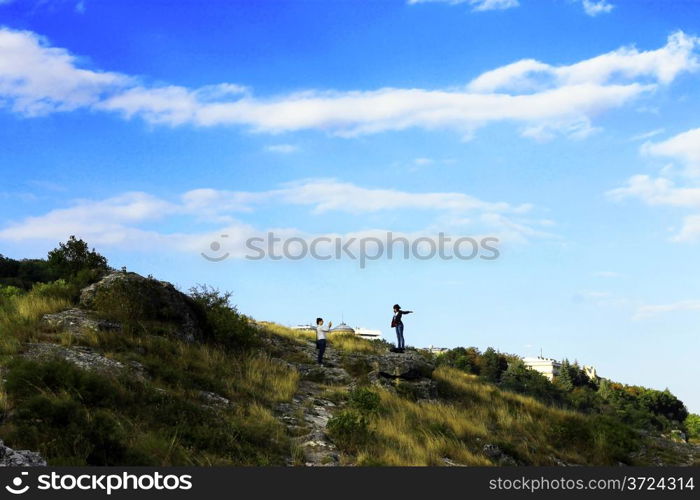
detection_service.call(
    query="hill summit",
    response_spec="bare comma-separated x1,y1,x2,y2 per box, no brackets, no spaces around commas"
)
0,263,697,466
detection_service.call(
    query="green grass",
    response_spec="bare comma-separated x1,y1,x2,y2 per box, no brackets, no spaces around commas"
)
0,358,290,465
333,367,639,466
0,290,686,467
0,288,298,466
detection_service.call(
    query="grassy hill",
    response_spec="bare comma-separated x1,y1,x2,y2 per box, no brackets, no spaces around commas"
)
0,241,698,466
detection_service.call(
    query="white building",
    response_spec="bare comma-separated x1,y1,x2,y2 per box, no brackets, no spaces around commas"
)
426,345,449,354
522,357,561,381
293,322,382,340
330,322,355,334
291,324,316,332
354,327,382,340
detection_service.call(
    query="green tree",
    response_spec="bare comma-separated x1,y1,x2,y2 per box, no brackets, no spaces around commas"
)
685,414,700,440
500,359,564,405
47,236,109,280
437,346,481,375
480,347,508,383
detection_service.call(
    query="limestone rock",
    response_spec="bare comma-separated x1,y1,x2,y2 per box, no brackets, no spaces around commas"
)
80,271,203,342
0,440,46,467
42,308,120,335
369,351,435,380
23,343,133,375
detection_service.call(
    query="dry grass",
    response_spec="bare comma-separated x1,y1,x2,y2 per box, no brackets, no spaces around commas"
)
346,367,634,466
0,293,69,353
259,321,385,355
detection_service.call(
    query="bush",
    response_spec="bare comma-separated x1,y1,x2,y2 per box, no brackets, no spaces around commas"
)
0,285,23,301
684,414,700,440
436,347,481,375
348,387,380,414
500,360,565,406
327,410,371,452
481,347,508,383
189,285,257,349
47,236,109,281
1,358,290,465
31,279,74,302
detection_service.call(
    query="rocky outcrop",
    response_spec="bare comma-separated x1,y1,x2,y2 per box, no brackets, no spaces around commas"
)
80,272,204,342
0,440,46,467
42,308,120,336
23,343,145,377
369,351,435,380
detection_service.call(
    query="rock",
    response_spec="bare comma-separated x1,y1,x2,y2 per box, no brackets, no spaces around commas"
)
483,444,518,466
297,365,351,385
198,391,232,408
23,343,131,375
369,351,435,380
42,308,120,336
0,440,46,466
80,272,204,342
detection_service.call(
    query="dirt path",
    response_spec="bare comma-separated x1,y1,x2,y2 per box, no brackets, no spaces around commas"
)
273,338,354,466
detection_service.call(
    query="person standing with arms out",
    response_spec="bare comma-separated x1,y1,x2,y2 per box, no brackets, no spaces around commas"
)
316,317,332,365
391,304,412,352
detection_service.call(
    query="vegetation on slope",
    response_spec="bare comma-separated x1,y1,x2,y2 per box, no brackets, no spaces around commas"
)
0,237,697,466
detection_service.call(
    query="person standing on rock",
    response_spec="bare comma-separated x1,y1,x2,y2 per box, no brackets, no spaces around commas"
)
391,304,412,352
316,317,332,365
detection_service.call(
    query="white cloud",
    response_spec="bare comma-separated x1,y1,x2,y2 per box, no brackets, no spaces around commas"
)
0,28,697,140
266,144,300,154
407,0,519,12
0,28,129,115
607,174,700,241
642,127,700,177
634,299,700,320
581,0,614,17
608,127,700,242
191,179,531,215
607,175,700,209
629,128,665,141
0,180,543,253
413,157,434,166
673,214,700,242
468,31,698,92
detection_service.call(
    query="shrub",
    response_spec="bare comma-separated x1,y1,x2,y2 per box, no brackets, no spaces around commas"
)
31,279,74,302
327,410,371,452
47,236,109,281
348,387,380,414
0,285,24,302
684,414,700,440
1,358,291,465
189,285,257,349
500,360,565,406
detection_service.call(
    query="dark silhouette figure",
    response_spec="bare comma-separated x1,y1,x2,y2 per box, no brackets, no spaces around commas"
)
391,304,412,351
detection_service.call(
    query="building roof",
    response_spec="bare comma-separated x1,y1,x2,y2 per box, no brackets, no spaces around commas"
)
330,322,355,334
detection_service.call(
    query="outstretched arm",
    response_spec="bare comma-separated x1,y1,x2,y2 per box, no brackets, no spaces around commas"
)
402,310,413,314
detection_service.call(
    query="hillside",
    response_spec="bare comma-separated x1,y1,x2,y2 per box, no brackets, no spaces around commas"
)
0,243,698,466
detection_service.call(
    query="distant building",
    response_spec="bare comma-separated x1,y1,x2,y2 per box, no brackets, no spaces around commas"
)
522,357,561,381
583,365,597,380
291,324,315,332
354,327,382,340
292,321,382,340
426,345,449,354
330,322,355,334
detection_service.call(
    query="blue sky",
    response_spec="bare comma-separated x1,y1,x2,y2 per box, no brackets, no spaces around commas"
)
1,0,699,411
